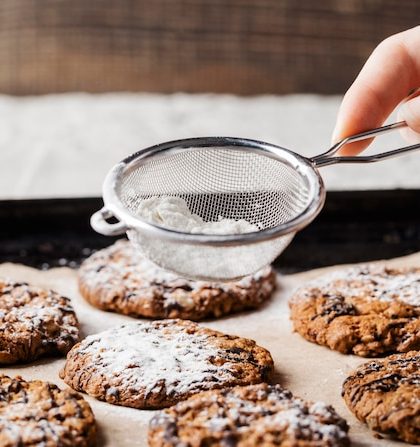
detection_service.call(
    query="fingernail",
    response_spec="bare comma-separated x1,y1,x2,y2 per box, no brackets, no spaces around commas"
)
399,98,419,126
398,96,420,136
331,125,340,145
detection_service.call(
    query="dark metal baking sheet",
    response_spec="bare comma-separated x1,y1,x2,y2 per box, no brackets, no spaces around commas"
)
0,190,419,273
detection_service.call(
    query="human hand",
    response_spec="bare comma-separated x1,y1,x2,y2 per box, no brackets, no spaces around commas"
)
332,26,420,155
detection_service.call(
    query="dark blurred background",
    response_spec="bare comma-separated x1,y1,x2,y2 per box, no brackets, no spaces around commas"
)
1,0,419,95
1,1,420,269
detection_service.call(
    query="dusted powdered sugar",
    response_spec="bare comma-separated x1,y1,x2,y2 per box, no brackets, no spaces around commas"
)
151,384,349,445
79,240,274,309
0,375,95,446
134,196,273,280
62,320,273,409
0,416,67,443
253,408,346,441
76,322,244,396
137,196,260,235
293,265,420,307
209,388,346,441
1,299,75,332
0,280,79,347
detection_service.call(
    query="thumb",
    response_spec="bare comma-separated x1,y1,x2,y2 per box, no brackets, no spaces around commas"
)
399,95,420,143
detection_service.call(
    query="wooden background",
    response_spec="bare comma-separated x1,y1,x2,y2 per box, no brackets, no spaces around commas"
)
0,0,419,95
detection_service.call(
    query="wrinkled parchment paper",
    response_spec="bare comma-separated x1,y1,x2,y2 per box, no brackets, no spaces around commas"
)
1,252,419,446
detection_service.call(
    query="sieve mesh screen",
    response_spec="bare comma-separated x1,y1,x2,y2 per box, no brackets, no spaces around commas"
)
117,147,311,230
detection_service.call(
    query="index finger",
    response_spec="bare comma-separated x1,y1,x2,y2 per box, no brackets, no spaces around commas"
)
332,26,420,155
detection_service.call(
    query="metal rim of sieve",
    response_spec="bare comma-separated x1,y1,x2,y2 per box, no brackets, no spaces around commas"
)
95,136,326,246
92,121,420,250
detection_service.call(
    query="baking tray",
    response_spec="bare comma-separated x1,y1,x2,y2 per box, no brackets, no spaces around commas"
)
0,191,419,447
1,190,419,272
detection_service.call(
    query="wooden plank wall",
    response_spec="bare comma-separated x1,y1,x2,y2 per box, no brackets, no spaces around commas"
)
0,0,418,95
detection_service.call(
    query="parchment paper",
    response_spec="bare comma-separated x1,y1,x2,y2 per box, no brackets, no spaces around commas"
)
1,252,419,447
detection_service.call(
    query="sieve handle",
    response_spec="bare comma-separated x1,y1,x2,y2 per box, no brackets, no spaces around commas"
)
91,207,128,236
311,121,420,167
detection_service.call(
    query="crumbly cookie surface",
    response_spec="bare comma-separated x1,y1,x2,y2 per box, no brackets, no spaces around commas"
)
78,240,275,320
342,351,420,444
60,319,273,409
289,265,420,356
0,374,96,447
0,279,79,364
149,383,350,447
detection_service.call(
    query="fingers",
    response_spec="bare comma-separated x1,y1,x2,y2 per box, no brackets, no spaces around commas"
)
332,26,420,155
399,94,420,143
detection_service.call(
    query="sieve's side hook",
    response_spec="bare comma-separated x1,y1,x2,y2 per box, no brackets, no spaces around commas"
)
311,121,420,167
91,207,128,236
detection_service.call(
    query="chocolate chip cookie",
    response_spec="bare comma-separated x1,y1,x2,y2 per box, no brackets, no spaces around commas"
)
289,265,420,357
0,374,96,446
342,351,420,444
149,383,350,447
0,279,79,364
60,319,273,409
78,240,275,320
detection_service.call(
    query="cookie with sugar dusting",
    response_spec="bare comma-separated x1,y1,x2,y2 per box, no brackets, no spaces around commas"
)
289,265,420,357
78,240,275,321
342,351,420,444
0,374,96,446
149,383,350,447
0,279,79,364
60,319,274,409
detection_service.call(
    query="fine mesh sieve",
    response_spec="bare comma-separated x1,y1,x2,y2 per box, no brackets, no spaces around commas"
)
91,122,420,281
